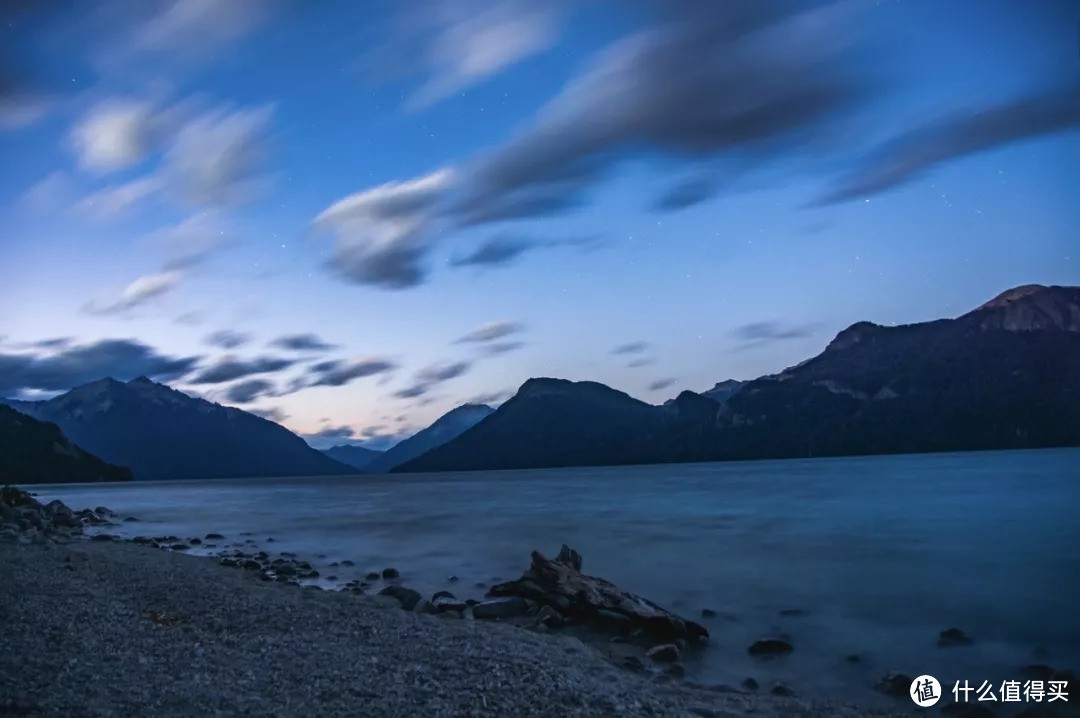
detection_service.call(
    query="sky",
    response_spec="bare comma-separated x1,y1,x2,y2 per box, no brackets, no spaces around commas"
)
1,0,1078,450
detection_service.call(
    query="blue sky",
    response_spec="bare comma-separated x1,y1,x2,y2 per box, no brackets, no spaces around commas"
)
1,0,1078,449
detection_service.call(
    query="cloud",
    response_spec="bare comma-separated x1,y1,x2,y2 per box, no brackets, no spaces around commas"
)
190,355,295,384
732,321,816,342
69,99,164,173
305,357,398,387
456,1,863,223
653,171,722,212
314,168,456,289
0,338,199,395
417,360,470,383
204,330,251,349
74,175,164,220
127,0,270,64
393,383,430,400
821,84,1080,204
19,172,76,214
84,271,182,315
147,212,233,266
647,378,677,391
224,378,274,404
469,389,512,405
450,236,533,268
455,320,524,343
164,104,274,205
248,406,287,423
0,94,54,131
270,333,337,352
627,358,656,368
174,310,207,326
482,340,525,356
612,341,649,355
407,2,560,110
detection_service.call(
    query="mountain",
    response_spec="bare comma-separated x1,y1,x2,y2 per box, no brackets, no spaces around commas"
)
700,379,744,404
0,404,132,484
393,380,669,472
366,403,494,473
321,444,383,471
5,377,353,480
396,284,1080,472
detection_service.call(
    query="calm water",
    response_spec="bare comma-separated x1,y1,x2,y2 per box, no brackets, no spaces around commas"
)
32,448,1080,712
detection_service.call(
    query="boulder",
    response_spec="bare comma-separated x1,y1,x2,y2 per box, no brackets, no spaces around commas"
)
377,585,421,611
488,544,708,642
381,567,399,579
771,683,795,697
647,644,682,663
938,627,972,647
472,597,529,620
876,672,913,698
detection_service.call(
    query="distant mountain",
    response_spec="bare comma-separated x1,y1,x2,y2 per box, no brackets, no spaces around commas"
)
5,377,353,480
0,404,132,484
321,444,383,471
367,404,494,473
396,284,1080,472
394,380,668,472
700,379,744,404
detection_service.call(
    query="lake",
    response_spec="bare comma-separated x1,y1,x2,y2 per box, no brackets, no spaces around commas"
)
31,448,1080,712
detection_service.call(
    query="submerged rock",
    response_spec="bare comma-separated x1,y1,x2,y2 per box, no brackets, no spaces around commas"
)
938,627,972,647
646,644,681,663
381,568,399,579
770,683,795,697
876,672,913,698
748,638,793,657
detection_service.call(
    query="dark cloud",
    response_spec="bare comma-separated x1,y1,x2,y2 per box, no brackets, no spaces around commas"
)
653,172,721,211
821,84,1080,204
627,358,656,369
306,357,397,387
190,356,295,384
224,378,274,404
456,1,864,223
417,361,470,383
393,383,429,399
455,320,524,344
0,338,199,396
450,236,533,268
248,406,287,423
483,341,526,356
270,333,337,351
204,329,251,349
648,378,677,391
305,425,356,441
612,341,649,355
732,321,816,342
469,389,512,406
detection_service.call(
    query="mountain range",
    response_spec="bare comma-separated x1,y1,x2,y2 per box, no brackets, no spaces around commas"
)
6,377,352,480
396,284,1080,472
0,404,132,484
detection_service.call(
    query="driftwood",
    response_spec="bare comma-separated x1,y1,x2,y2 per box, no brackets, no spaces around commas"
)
488,544,708,643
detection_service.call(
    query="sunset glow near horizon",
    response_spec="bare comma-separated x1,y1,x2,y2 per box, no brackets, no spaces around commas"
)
1,0,1077,449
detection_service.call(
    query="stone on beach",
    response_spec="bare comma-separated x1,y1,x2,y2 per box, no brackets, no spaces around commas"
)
647,644,682,663
748,638,794,657
472,597,529,620
378,585,422,611
488,544,708,642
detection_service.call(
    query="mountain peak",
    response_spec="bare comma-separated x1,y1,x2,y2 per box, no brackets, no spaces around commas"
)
969,284,1080,332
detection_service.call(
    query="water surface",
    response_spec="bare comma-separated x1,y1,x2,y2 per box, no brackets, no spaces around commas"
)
33,448,1080,712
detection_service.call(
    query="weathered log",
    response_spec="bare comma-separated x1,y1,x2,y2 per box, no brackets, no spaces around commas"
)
488,544,708,643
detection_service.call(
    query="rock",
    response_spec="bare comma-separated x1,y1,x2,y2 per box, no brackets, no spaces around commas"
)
664,662,686,678
536,605,565,628
169,543,190,551
123,516,139,522
700,608,716,618
189,538,202,545
938,627,972,647
748,638,793,657
431,591,467,613
844,653,862,663
205,533,224,539
219,558,239,567
646,644,681,663
90,534,115,542
242,560,261,571
472,597,529,620
377,585,421,611
412,599,433,613
365,572,381,580
620,656,646,672
770,683,795,697
381,567,399,579
742,678,759,691
276,564,297,576
94,506,112,515
448,575,459,583
340,559,354,567
489,545,708,642
876,672,913,698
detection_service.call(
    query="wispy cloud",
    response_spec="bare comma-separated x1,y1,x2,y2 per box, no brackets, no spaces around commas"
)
83,271,182,315
455,320,524,343
190,355,295,384
270,333,337,352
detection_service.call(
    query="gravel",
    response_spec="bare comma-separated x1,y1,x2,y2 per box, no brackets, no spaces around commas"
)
0,541,905,717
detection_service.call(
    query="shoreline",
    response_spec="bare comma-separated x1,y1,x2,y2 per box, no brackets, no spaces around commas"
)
0,491,914,717
0,541,913,717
